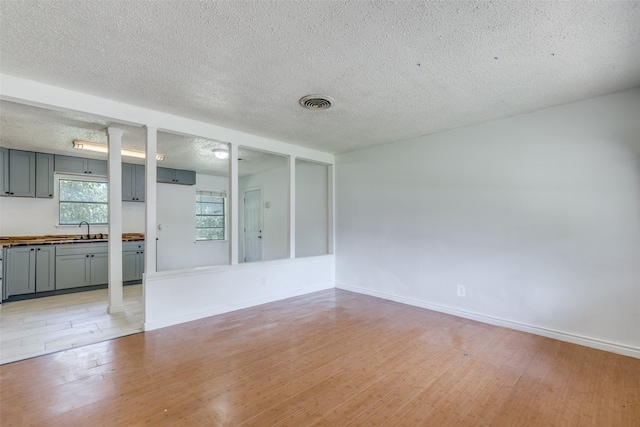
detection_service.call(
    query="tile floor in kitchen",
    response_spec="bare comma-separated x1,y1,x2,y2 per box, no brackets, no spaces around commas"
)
0,284,143,365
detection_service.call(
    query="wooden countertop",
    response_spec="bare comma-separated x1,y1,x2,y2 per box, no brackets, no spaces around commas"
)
0,233,145,248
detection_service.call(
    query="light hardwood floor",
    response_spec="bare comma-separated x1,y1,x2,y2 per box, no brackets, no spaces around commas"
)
1,289,638,426
0,285,143,365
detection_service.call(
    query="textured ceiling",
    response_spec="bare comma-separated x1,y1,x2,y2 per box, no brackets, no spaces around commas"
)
0,100,285,177
1,1,639,156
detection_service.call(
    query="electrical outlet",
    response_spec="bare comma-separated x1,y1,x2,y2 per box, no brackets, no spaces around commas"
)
457,285,466,297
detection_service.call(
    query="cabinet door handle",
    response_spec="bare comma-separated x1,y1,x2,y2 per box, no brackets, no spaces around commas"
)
30,248,35,251
37,248,41,251
86,254,90,257
91,254,94,257
10,192,14,195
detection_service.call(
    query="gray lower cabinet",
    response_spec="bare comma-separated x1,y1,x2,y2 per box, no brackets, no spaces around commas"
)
54,254,90,289
123,242,144,282
35,246,55,292
3,241,145,298
5,247,35,298
90,253,108,285
4,245,55,298
55,243,108,290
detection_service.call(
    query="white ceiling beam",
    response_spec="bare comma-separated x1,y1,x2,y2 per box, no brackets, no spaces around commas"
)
0,74,334,165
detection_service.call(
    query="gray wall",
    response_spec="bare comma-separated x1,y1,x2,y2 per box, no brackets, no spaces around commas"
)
296,160,329,258
335,89,640,351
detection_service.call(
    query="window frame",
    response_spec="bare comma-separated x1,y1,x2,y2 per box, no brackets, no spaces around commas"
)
57,175,109,225
195,190,227,241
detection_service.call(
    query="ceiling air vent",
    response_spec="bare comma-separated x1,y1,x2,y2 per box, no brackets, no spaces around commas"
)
299,95,334,110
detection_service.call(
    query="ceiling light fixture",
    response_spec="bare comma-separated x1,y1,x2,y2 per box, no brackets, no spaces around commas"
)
212,147,230,160
73,140,165,161
299,94,334,110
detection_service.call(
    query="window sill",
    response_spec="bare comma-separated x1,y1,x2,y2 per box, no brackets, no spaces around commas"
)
56,224,109,228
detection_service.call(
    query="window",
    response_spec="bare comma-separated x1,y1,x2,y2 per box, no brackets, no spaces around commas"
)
59,179,108,224
196,190,226,240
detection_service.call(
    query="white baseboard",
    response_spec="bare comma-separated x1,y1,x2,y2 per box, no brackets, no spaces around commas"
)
336,282,640,359
143,282,333,331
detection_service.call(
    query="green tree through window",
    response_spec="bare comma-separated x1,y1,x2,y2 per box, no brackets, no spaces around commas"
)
196,191,226,240
59,179,108,224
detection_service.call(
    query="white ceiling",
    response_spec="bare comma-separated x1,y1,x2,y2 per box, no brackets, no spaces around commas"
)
1,1,639,158
0,100,287,177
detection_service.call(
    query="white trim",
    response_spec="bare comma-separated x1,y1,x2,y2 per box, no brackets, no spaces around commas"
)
230,144,239,265
57,175,109,226
55,172,109,181
196,189,227,197
194,239,228,244
336,282,640,359
146,252,333,281
288,156,295,259
195,189,227,242
106,127,124,314
0,74,334,165
143,255,335,331
143,282,333,331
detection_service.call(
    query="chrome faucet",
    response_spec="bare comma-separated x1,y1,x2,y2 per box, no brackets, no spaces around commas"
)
79,221,90,239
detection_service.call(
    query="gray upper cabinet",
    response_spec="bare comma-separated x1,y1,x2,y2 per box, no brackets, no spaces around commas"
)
174,169,196,185
54,155,86,174
88,159,108,176
36,153,55,198
55,155,107,176
8,150,36,197
156,167,174,183
122,163,145,202
157,167,196,185
0,148,8,196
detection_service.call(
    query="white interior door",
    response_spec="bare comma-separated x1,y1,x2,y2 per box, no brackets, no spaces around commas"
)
244,188,263,262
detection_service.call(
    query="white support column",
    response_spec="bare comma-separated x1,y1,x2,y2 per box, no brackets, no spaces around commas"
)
328,164,335,254
107,127,124,314
229,143,239,265
289,156,296,259
144,126,158,274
